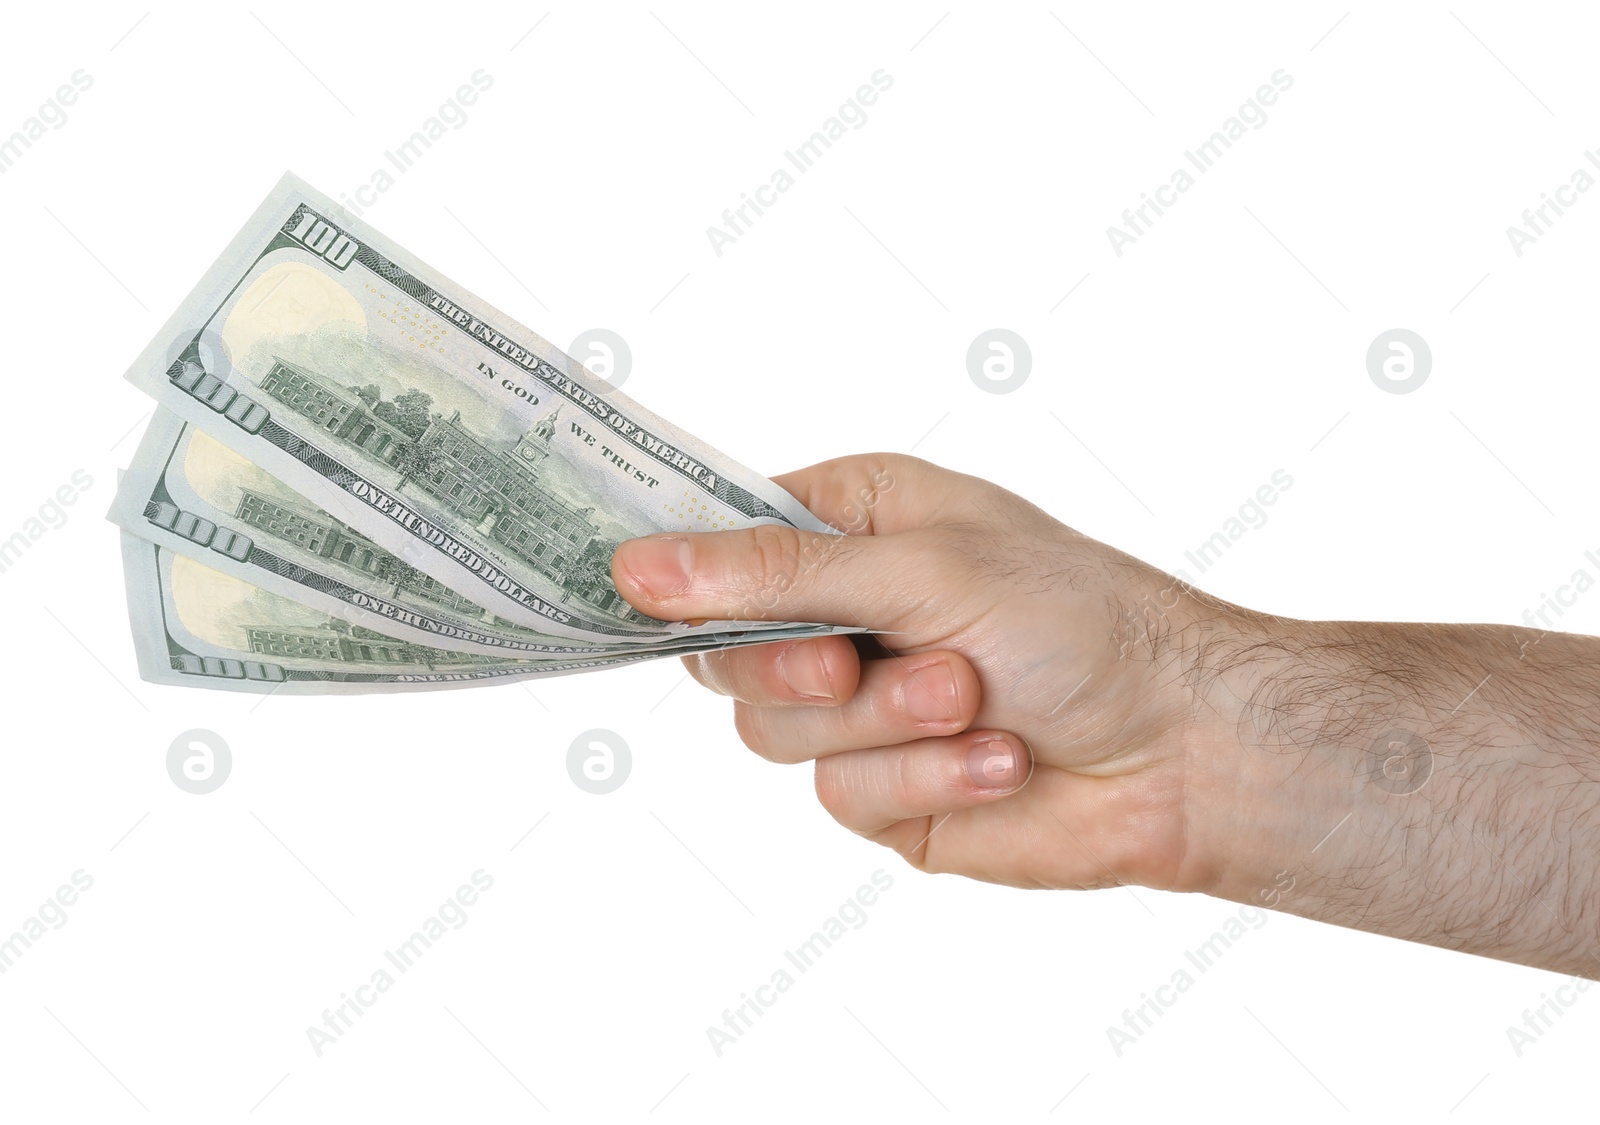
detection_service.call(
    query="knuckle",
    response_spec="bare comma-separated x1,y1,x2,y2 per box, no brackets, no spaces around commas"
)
680,650,714,687
885,749,918,804
686,650,744,698
732,703,776,761
743,524,802,598
866,451,926,485
748,525,861,604
813,759,850,817
700,649,743,697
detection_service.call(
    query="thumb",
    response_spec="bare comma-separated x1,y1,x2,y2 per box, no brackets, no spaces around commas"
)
610,525,928,629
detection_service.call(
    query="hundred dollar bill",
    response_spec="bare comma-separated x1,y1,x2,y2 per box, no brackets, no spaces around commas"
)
119,534,668,694
111,409,828,661
124,172,844,644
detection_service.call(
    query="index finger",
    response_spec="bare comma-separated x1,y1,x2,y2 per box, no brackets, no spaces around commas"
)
770,453,972,536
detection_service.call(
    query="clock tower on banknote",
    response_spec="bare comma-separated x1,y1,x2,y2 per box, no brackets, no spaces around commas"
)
511,406,560,471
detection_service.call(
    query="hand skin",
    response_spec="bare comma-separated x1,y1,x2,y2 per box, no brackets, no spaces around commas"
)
611,454,1600,979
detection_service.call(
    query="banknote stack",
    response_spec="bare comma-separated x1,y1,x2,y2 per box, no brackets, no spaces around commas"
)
109,174,847,693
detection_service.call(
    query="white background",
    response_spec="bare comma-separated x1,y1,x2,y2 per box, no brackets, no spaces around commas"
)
1,2,1596,1121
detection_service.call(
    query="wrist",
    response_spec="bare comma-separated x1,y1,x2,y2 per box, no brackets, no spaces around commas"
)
1166,606,1340,899
1091,578,1328,897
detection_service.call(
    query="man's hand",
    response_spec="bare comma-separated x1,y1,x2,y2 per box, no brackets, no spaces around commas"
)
612,454,1600,978
611,453,1222,893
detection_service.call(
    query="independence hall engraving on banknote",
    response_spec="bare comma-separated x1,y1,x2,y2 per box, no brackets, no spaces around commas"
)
245,625,496,667
257,359,641,620
233,488,485,618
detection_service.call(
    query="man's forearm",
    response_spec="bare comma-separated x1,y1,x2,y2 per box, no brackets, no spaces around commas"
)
1181,611,1600,977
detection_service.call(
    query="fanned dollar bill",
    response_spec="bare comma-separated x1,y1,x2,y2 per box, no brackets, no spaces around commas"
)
119,533,664,694
122,172,844,646
110,409,829,663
